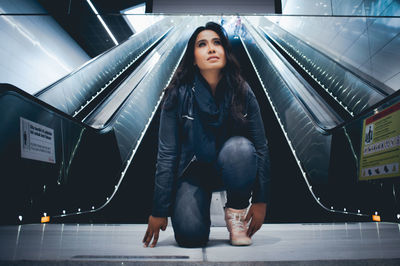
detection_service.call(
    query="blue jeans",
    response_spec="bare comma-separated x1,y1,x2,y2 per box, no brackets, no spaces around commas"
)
171,136,257,248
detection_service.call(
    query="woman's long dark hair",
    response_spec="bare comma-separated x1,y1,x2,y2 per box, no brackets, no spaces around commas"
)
163,22,247,125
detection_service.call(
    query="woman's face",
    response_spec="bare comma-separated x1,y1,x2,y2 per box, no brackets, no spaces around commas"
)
193,30,226,72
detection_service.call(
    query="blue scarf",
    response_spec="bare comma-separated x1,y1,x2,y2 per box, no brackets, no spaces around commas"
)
193,72,231,164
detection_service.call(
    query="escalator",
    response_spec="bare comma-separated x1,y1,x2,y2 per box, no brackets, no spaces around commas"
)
59,18,400,224
0,16,399,226
240,16,400,222
0,15,200,224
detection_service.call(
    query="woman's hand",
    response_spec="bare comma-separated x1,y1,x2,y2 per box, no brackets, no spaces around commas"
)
143,215,168,248
245,203,267,237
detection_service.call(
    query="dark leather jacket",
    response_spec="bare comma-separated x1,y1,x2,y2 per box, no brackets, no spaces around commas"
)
152,82,271,217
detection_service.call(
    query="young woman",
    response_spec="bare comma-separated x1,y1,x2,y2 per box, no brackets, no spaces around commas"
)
143,22,270,248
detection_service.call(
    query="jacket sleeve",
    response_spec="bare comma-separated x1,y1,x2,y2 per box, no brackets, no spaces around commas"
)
151,102,180,217
246,87,271,205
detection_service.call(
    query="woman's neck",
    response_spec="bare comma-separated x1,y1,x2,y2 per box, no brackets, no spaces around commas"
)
199,70,222,96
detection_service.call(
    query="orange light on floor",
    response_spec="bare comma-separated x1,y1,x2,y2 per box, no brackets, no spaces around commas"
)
372,215,381,222
41,216,50,223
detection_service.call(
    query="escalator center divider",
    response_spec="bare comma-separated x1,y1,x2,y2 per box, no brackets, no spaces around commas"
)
74,31,170,122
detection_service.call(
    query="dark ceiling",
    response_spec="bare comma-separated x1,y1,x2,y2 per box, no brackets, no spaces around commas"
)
38,0,152,57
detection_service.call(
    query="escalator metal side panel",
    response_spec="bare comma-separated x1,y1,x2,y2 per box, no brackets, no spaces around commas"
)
110,17,202,164
15,16,217,220
242,22,332,186
36,17,177,116
84,23,180,129
254,17,386,116
0,84,123,224
244,20,400,221
49,17,207,219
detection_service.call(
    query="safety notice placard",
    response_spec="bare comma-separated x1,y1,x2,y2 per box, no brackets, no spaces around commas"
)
20,117,56,164
359,102,400,181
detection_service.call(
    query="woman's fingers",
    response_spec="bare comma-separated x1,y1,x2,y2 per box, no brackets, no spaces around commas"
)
143,229,153,247
248,224,259,237
247,217,262,237
247,218,254,236
142,229,149,243
246,211,254,236
247,203,266,237
151,231,159,248
161,222,167,231
250,223,261,237
143,216,167,248
248,222,256,237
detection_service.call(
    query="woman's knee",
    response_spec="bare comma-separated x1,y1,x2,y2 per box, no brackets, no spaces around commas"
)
218,136,256,168
173,222,209,247
175,234,209,248
172,179,211,247
217,136,257,189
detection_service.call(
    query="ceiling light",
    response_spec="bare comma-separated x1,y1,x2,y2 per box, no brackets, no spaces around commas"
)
86,0,118,46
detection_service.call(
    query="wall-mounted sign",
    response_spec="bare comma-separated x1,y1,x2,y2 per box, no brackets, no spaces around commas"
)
20,117,56,164
359,102,400,181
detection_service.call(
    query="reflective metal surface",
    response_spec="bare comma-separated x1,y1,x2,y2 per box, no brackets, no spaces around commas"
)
241,17,400,220
84,26,173,128
242,21,334,188
282,0,400,16
110,17,208,163
36,17,176,115
266,15,400,92
249,16,386,116
0,0,90,95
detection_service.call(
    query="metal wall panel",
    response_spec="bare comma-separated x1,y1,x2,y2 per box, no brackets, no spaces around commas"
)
282,0,332,15
0,0,90,95
386,72,400,90
367,35,400,90
282,0,398,16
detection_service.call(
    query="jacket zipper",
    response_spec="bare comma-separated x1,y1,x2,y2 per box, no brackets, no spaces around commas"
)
180,155,197,177
179,85,197,177
182,115,194,120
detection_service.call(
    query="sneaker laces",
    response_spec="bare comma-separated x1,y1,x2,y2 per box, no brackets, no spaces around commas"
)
227,212,247,232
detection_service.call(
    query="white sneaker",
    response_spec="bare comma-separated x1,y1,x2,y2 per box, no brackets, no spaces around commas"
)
224,207,252,246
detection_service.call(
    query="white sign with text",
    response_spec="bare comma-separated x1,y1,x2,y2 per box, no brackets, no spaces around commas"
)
20,117,56,164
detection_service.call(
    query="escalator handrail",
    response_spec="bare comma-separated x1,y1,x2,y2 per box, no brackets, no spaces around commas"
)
248,19,399,133
244,21,342,132
257,18,388,116
83,31,179,128
34,17,175,116
34,17,171,98
0,83,98,133
260,17,389,96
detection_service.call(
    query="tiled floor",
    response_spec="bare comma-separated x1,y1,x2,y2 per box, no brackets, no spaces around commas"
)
0,222,400,265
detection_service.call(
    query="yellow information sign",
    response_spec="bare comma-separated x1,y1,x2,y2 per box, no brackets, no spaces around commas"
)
359,102,400,181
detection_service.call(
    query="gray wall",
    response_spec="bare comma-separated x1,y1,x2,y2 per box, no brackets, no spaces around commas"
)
153,0,275,14
0,0,90,95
